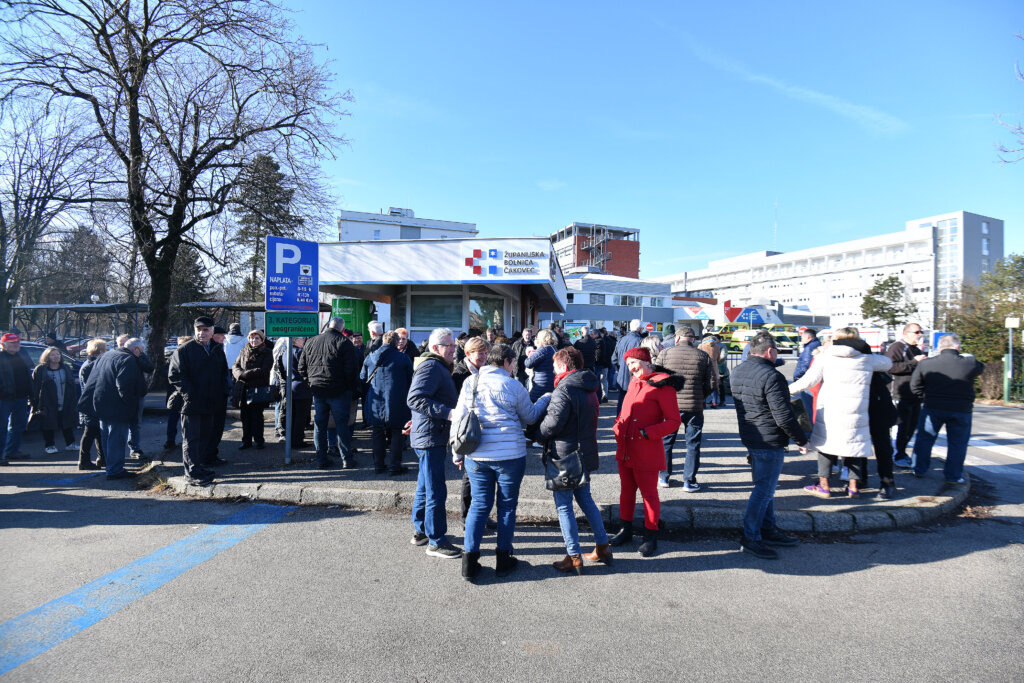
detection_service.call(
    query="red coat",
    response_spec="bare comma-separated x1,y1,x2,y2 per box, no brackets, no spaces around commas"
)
613,370,684,470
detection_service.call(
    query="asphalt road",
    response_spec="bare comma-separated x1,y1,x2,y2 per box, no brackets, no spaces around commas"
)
3,464,1023,681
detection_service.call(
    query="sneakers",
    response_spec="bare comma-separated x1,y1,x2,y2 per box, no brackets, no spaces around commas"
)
425,542,462,559
64,443,79,452
44,445,58,454
740,536,779,560
657,475,671,489
893,457,913,469
410,532,429,546
681,481,701,493
327,446,341,459
388,466,410,476
946,477,966,484
106,471,133,481
761,527,799,547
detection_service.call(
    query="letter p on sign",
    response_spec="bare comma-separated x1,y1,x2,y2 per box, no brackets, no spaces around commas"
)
275,243,302,273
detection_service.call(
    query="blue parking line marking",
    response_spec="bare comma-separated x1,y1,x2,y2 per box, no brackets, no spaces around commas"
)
32,472,105,485
0,503,295,675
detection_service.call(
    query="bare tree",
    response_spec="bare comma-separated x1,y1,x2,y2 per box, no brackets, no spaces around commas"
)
998,33,1024,163
1,0,349,380
0,103,98,327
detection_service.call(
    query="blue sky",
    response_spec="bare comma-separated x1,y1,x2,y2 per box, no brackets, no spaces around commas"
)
290,1,1023,279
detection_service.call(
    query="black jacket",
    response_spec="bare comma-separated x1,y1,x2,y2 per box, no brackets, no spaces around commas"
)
573,336,598,370
885,339,927,401
597,335,615,367
511,337,535,384
232,342,273,387
731,356,807,450
537,369,601,472
31,364,80,430
297,328,359,398
910,349,984,413
78,347,145,423
0,350,32,400
168,339,230,415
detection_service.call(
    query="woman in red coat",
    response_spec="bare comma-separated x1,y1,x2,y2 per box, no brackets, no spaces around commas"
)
610,347,683,557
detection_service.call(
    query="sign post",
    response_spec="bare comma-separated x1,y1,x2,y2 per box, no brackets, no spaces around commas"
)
267,236,319,464
1006,317,1020,405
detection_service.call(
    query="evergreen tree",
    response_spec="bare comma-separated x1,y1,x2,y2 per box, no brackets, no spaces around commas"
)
168,244,211,334
229,155,304,300
861,275,917,330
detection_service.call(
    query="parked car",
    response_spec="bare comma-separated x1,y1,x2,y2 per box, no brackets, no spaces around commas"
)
19,342,86,379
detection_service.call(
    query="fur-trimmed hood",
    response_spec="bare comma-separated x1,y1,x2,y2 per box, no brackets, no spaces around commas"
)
645,365,686,391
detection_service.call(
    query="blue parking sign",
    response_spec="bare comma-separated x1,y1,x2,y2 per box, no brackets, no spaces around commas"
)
266,236,319,312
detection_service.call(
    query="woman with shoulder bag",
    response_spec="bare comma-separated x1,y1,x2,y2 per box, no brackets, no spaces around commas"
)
450,343,551,582
232,329,274,450
537,347,609,574
610,347,683,557
32,346,81,454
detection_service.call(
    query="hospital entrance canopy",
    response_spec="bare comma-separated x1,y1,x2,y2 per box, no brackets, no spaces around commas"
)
317,237,567,334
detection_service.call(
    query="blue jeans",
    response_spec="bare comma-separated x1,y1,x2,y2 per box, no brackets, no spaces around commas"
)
553,483,609,555
662,411,703,483
595,365,610,401
464,457,526,554
313,392,352,465
128,403,144,452
100,421,130,475
743,447,785,541
912,407,972,481
412,446,449,546
798,391,814,425
0,398,28,458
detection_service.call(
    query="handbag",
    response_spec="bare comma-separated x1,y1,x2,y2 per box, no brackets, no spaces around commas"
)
790,396,813,435
245,385,276,405
451,372,483,456
542,394,590,491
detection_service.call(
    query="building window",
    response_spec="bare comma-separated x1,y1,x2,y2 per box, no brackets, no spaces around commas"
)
391,294,407,331
590,293,604,305
373,229,381,240
982,237,990,256
981,221,989,235
469,296,504,332
649,297,664,307
566,293,574,303
411,295,462,328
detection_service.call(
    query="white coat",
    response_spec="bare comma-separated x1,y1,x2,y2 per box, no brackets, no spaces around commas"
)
788,343,892,459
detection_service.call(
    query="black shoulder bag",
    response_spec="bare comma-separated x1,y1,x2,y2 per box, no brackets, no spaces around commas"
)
543,391,589,491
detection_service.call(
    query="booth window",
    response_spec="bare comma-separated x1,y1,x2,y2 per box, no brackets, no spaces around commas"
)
469,296,504,332
411,295,462,328
391,294,407,331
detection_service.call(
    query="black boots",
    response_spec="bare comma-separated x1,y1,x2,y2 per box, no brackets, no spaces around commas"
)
462,551,481,582
608,520,633,547
495,549,518,577
638,528,658,557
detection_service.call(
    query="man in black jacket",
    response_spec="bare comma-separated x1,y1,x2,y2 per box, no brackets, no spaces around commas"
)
511,327,535,388
572,326,598,372
0,333,32,464
910,334,984,483
886,322,927,467
79,338,146,480
298,316,359,469
168,316,229,485
596,328,615,400
730,334,807,560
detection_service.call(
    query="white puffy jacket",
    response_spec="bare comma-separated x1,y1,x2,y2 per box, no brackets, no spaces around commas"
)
788,343,892,459
451,365,551,463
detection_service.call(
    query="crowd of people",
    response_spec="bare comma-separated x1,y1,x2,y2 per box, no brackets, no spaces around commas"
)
0,314,985,574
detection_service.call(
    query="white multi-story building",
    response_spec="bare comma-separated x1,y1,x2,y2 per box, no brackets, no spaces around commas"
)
336,207,478,241
656,211,1004,330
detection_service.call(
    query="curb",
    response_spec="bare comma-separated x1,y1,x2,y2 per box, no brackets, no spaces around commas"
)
164,475,971,534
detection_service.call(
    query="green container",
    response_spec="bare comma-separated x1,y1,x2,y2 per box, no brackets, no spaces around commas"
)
331,299,373,335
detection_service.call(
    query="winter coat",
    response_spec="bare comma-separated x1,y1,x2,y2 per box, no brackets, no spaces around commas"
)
168,339,230,415
793,338,820,381
0,350,32,400
657,341,713,413
407,353,458,449
222,334,246,370
910,348,984,413
450,365,550,463
537,369,601,472
572,336,598,370
612,369,684,470
451,358,481,395
524,344,557,401
788,341,892,459
79,355,101,421
78,347,145,423
365,335,383,359
233,342,273,387
597,335,615,367
885,339,928,401
612,331,643,391
297,328,359,398
30,364,80,430
273,345,312,401
511,337,535,384
731,356,807,451
361,344,413,429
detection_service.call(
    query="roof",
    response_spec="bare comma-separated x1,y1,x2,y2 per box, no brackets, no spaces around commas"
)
14,303,148,313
